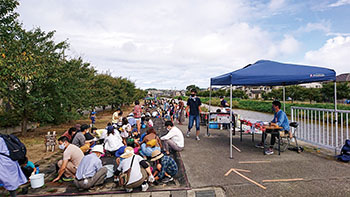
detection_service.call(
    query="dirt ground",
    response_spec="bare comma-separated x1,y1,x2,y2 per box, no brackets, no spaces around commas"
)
19,105,134,163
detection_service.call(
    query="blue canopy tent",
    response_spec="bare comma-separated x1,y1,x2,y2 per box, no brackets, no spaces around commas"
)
209,60,336,158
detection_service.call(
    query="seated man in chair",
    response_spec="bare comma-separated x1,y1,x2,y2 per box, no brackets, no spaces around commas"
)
256,100,291,155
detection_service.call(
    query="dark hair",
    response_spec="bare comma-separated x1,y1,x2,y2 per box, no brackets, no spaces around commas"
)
220,96,224,99
18,156,28,165
107,122,112,126
191,89,197,93
141,117,145,122
58,136,69,143
68,127,77,135
91,127,97,132
135,100,140,105
118,111,123,116
122,117,129,125
145,117,150,121
80,124,90,131
178,97,182,101
116,108,121,111
165,121,173,127
147,127,156,135
272,100,281,109
107,128,115,136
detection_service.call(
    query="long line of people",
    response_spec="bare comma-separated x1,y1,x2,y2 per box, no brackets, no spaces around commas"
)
52,100,185,193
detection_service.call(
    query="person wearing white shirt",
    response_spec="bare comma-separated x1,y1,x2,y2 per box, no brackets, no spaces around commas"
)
160,121,184,155
104,126,125,156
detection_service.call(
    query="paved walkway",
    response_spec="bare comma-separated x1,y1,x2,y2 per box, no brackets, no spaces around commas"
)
178,121,350,197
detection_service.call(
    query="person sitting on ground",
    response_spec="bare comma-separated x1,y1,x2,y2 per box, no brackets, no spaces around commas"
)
160,121,184,155
72,124,92,153
18,156,36,179
112,108,122,125
104,126,125,157
53,136,84,182
121,117,131,139
139,128,162,158
256,100,291,155
74,145,107,190
62,127,77,143
114,147,154,192
0,136,27,197
145,116,153,128
151,149,178,183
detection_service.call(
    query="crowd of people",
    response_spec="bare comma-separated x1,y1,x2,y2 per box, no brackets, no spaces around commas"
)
1,91,293,196
51,99,186,193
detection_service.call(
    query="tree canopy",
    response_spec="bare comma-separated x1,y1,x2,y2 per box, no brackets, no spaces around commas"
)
0,0,146,133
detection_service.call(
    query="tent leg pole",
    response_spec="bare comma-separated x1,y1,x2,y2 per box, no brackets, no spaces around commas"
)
334,81,338,155
208,85,212,136
230,84,233,159
283,85,286,112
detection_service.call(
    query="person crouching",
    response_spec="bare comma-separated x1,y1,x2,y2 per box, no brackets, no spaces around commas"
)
151,150,178,183
74,145,107,190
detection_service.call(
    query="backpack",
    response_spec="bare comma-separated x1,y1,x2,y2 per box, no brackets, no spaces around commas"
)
336,139,350,162
0,134,27,161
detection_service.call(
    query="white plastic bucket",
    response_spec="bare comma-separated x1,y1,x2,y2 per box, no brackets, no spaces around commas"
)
29,173,45,188
104,165,114,179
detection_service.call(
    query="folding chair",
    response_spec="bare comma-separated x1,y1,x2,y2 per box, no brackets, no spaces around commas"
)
277,122,300,152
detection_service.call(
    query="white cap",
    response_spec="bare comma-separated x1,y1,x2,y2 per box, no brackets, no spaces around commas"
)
91,145,104,154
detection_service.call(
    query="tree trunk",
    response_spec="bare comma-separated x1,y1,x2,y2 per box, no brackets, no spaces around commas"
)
21,116,28,134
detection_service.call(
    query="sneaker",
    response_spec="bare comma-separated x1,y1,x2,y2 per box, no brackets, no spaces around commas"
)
125,188,133,193
255,142,264,149
141,182,149,191
62,177,74,182
290,138,295,143
265,149,274,155
186,131,191,137
196,136,200,141
162,176,174,183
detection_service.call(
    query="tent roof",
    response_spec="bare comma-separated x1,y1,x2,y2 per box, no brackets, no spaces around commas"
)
211,60,336,86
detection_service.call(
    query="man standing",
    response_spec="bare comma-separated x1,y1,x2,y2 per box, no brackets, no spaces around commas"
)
161,121,184,155
178,97,185,125
74,145,107,190
185,89,202,140
53,136,84,182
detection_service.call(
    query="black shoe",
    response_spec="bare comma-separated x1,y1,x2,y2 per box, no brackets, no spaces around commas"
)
162,176,174,183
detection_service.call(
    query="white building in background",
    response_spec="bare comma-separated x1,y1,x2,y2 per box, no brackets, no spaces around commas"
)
299,82,322,89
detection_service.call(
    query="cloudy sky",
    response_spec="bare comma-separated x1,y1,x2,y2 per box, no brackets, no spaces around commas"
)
17,0,350,89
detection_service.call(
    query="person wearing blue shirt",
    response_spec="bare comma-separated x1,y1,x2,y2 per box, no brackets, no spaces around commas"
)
74,145,107,190
256,101,290,155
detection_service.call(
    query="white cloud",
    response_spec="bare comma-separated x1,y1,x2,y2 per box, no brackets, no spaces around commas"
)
17,0,302,89
328,0,350,7
305,36,350,74
268,0,286,11
279,35,300,55
297,21,331,33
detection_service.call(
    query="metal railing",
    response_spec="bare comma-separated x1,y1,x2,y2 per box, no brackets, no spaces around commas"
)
291,106,350,153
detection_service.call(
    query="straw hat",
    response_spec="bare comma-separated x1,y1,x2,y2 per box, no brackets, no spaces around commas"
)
151,150,164,161
120,146,134,158
91,145,104,154
146,139,157,147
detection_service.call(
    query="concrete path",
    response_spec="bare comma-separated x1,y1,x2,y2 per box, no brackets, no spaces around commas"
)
88,187,225,197
178,121,350,197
